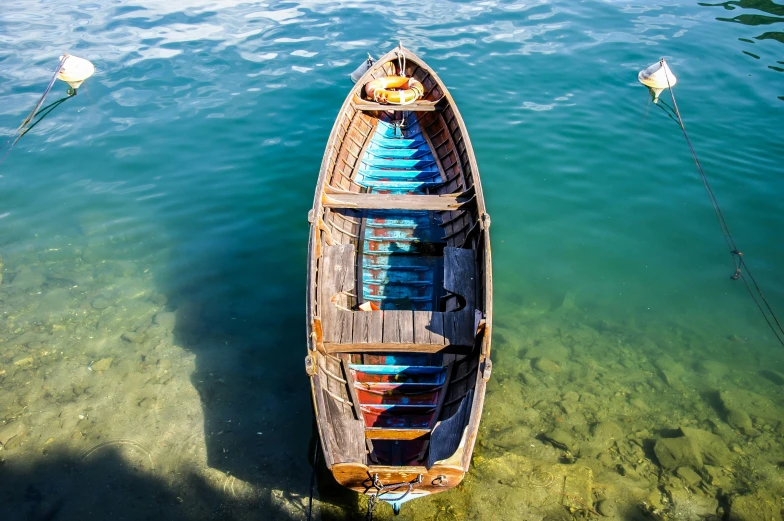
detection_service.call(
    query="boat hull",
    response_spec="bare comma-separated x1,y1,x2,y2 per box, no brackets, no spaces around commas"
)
305,44,493,508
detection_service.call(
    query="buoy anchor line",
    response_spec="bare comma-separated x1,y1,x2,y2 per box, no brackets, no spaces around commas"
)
0,53,95,165
638,59,784,347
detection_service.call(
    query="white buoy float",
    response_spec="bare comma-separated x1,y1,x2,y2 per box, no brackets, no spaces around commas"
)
57,54,95,91
638,59,676,103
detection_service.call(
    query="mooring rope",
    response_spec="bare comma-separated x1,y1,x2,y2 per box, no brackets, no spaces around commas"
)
661,62,784,347
365,473,422,520
306,439,319,521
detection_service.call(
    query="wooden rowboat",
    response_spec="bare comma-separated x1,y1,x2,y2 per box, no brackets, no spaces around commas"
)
305,44,492,515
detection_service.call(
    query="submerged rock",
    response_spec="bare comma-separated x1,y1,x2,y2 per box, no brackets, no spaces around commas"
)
695,359,728,379
668,487,719,520
720,389,783,422
91,357,113,372
91,296,112,310
524,340,570,363
533,357,561,374
727,492,782,521
595,499,616,517
654,427,732,471
629,395,650,411
654,436,702,470
760,369,784,386
543,427,576,452
654,357,687,391
591,421,624,450
121,331,147,344
0,422,27,449
704,465,732,489
676,466,702,486
11,266,46,290
13,355,35,368
154,311,176,331
38,288,72,314
680,427,732,467
726,408,753,433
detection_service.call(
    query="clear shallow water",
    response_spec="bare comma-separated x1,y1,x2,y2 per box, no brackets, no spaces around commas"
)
0,1,782,520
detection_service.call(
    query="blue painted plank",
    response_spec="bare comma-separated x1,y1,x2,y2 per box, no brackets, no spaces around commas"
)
365,144,430,158
362,157,436,169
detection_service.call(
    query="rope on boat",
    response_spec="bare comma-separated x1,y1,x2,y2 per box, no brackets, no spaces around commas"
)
306,439,319,521
659,63,784,348
365,473,422,520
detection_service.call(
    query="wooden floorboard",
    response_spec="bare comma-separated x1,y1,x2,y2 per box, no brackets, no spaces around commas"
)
320,244,356,343
382,310,414,343
414,311,446,345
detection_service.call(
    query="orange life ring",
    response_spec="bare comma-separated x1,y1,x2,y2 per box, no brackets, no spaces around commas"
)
364,76,424,104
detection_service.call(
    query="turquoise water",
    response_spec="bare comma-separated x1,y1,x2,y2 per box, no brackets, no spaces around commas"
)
1,1,782,520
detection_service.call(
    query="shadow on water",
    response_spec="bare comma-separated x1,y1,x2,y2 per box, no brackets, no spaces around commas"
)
0,448,273,521
0,238,325,518
156,223,324,517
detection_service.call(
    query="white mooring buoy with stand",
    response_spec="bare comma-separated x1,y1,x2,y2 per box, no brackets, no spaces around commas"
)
57,54,96,92
638,59,677,103
0,53,96,164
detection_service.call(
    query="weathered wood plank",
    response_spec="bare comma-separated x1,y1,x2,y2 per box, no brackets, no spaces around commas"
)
352,312,369,343
320,244,356,343
431,362,454,427
382,310,414,343
352,98,445,112
427,389,473,467
367,311,383,343
334,310,354,344
323,342,474,354
351,310,384,344
443,247,476,346
444,247,475,308
323,191,474,211
413,311,432,344
340,355,364,421
443,309,475,347
399,311,414,343
331,462,465,495
324,389,367,464
382,310,399,343
414,311,446,345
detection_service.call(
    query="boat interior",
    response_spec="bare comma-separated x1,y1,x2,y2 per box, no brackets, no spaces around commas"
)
311,54,489,468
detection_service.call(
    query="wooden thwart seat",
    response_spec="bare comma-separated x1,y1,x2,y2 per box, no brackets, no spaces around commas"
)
319,244,477,352
352,99,446,112
322,191,474,211
365,428,430,440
